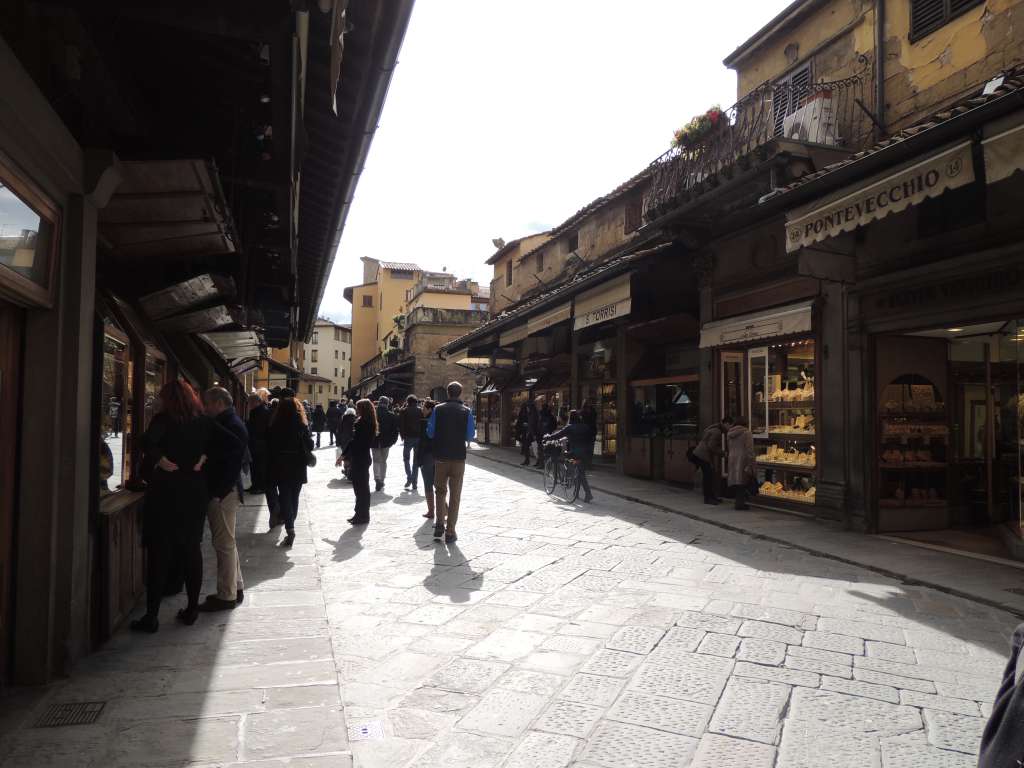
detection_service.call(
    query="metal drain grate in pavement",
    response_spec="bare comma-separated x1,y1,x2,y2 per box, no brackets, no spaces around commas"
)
33,701,105,728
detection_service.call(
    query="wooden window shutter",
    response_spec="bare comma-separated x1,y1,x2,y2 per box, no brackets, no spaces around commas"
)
911,0,982,41
773,64,811,136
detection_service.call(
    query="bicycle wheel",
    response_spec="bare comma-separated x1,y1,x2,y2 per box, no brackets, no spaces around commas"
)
542,456,558,495
555,460,580,503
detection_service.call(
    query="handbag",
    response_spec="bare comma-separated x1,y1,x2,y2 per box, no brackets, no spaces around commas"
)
302,432,317,468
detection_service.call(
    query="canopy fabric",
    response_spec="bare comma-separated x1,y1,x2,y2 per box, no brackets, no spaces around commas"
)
785,141,975,253
499,324,529,346
700,300,814,348
527,302,571,336
573,273,632,331
983,111,1024,184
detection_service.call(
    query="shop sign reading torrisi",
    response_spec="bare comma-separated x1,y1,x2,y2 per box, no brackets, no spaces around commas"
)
786,141,975,253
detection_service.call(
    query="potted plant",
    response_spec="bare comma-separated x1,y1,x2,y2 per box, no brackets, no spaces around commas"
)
671,105,728,149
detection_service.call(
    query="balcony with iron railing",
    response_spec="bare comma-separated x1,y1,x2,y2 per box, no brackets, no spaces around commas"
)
360,348,410,382
643,68,873,223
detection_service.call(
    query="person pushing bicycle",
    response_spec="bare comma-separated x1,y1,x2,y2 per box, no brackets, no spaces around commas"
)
544,409,595,503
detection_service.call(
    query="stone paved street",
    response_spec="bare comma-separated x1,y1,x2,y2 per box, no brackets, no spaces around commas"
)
0,445,1019,767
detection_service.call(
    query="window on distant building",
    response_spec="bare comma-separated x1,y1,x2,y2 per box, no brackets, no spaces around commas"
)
334,368,338,377
334,386,338,394
565,231,578,253
319,385,324,394
505,260,513,287
311,367,318,375
334,349,338,359
308,384,314,394
334,327,340,341
390,269,414,280
312,330,319,344
362,294,373,307
624,197,643,233
536,251,544,272
910,0,982,41
342,351,346,360
311,350,318,362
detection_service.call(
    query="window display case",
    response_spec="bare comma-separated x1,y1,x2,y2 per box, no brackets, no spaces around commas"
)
600,383,617,457
750,340,817,504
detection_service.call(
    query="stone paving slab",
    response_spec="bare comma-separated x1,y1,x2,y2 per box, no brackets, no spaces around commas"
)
0,446,1019,767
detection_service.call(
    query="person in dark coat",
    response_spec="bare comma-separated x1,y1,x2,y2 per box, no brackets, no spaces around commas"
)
371,396,400,492
979,622,1024,767
518,400,538,466
311,404,327,448
343,399,377,525
538,399,557,465
399,394,422,490
131,380,213,633
414,400,436,518
246,391,271,495
326,401,342,446
199,387,248,612
335,401,356,479
545,410,596,503
690,416,733,505
267,393,314,548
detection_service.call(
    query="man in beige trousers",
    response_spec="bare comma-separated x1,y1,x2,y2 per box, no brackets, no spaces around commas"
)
199,387,248,611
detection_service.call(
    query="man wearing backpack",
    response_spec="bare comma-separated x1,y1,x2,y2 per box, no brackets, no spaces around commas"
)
372,396,400,491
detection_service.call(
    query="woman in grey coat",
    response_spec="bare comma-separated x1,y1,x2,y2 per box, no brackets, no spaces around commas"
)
726,418,755,510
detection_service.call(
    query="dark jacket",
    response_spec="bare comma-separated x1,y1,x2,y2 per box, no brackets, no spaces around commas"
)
312,405,327,431
399,405,422,440
267,413,314,485
693,424,724,463
547,422,596,461
247,402,271,453
343,417,374,469
326,403,342,429
141,413,214,545
539,406,557,436
979,622,1024,768
338,407,356,450
581,406,598,433
427,399,474,462
206,407,248,500
374,407,400,449
527,404,539,436
414,416,433,466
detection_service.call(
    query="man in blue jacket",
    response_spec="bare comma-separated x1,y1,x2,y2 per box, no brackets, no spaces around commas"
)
426,381,475,544
200,387,248,611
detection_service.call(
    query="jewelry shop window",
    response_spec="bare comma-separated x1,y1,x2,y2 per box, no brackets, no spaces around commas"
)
100,317,133,495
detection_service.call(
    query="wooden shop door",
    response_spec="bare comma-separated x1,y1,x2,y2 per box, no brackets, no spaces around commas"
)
0,301,23,685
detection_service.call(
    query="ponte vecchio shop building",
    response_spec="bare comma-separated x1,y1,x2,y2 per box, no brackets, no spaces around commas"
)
776,73,1024,562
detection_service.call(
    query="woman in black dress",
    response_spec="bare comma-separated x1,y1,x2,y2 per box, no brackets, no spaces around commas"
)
343,398,377,525
267,393,314,548
131,380,212,633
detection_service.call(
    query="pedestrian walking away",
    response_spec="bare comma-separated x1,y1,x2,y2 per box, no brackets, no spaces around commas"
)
326,401,342,446
246,390,271,497
978,621,1024,767
372,396,400,491
689,415,732,505
544,409,596,503
267,390,314,547
335,400,356,480
426,381,475,544
199,387,248,612
579,399,598,470
726,418,755,510
343,399,377,525
414,399,436,518
399,394,421,490
130,380,213,634
311,403,327,448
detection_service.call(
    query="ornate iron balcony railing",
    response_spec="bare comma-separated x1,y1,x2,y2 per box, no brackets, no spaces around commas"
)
644,69,872,222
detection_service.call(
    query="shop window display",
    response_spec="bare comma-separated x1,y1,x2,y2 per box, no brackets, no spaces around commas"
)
100,321,132,494
630,379,699,438
878,376,948,511
750,339,817,504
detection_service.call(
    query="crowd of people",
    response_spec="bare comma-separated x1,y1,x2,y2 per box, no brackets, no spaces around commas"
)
128,378,477,634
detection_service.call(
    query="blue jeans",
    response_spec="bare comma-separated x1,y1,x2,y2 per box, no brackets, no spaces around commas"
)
403,437,420,484
418,452,435,491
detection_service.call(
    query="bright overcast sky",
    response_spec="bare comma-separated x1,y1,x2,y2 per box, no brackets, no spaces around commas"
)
320,0,793,323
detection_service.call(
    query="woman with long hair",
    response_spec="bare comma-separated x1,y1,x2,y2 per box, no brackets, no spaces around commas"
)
267,392,314,547
342,398,377,525
131,380,212,633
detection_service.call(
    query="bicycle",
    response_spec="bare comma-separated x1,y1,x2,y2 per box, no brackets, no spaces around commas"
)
542,439,581,503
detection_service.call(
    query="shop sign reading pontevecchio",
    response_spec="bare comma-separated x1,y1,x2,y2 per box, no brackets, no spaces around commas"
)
786,141,975,253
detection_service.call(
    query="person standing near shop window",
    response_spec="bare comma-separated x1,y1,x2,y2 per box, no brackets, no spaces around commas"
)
690,415,733,505
131,380,213,633
108,395,122,437
726,418,755,511
199,387,248,612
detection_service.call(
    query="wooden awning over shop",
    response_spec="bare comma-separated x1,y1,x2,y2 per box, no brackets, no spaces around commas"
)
574,273,632,331
139,274,235,320
700,300,814,348
98,160,237,261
